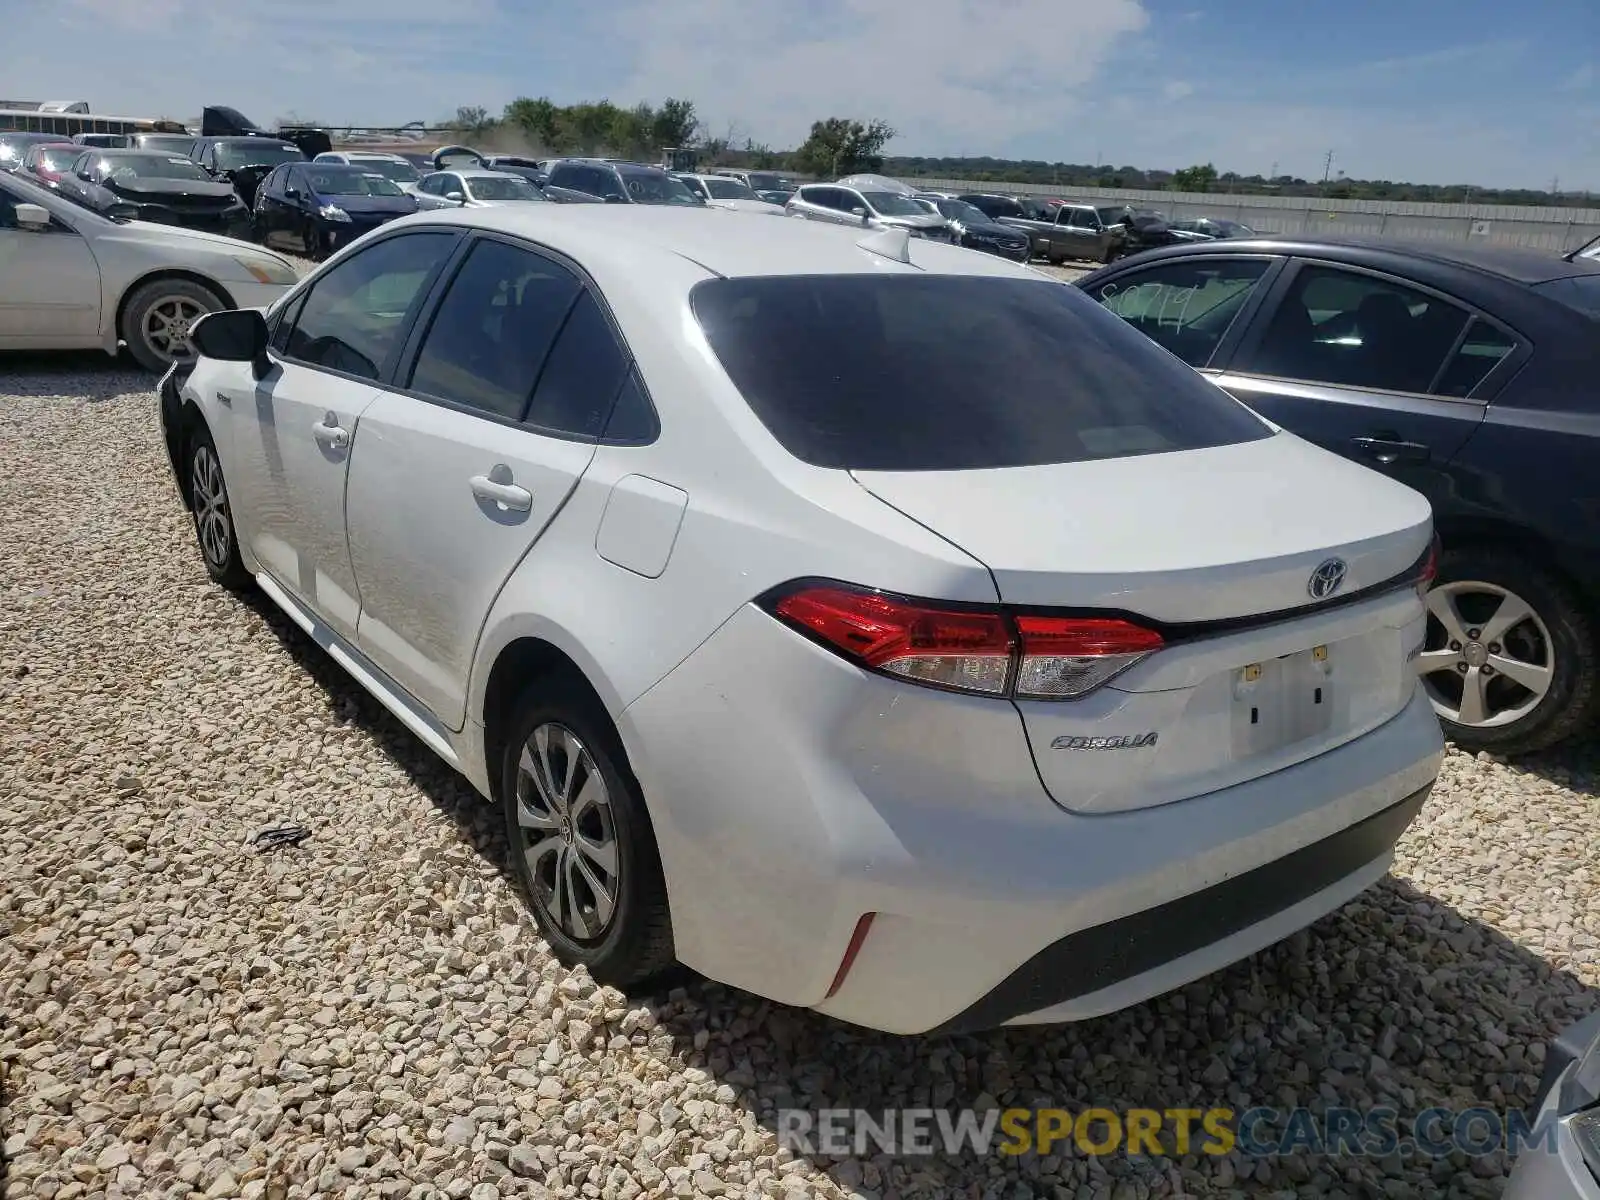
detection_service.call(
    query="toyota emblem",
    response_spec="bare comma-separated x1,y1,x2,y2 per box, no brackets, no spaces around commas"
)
1308,558,1348,600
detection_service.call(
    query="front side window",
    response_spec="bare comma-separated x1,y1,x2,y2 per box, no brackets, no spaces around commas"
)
282,232,458,379
408,239,583,420
1068,209,1100,230
691,274,1272,471
1093,258,1272,368
704,178,755,200
1236,264,1472,396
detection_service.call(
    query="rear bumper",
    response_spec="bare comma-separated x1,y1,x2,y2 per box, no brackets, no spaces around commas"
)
619,604,1444,1034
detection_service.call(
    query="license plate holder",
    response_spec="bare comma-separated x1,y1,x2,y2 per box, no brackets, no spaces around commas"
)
1231,645,1335,759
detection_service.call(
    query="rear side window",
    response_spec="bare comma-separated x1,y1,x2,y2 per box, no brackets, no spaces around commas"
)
408,239,583,420
690,275,1272,471
523,290,631,437
1434,318,1517,398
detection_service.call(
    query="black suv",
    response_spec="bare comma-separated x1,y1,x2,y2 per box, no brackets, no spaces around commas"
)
542,160,704,206
1078,235,1600,754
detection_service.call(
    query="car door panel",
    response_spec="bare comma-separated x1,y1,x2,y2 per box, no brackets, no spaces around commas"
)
0,194,101,345
343,235,632,726
221,230,463,640
232,363,382,638
1214,258,1501,501
345,399,596,724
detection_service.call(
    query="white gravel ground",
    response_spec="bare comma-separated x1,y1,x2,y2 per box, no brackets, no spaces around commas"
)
1,357,1597,1200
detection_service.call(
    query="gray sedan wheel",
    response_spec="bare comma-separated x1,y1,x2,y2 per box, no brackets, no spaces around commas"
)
122,278,225,373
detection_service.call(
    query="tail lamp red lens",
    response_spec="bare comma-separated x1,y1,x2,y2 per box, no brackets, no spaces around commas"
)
767,583,1162,700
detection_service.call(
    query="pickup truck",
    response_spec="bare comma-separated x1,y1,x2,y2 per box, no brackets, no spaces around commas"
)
960,197,1121,264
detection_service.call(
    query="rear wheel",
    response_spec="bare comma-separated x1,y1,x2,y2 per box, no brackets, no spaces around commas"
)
500,681,674,988
121,278,224,373
1418,547,1597,755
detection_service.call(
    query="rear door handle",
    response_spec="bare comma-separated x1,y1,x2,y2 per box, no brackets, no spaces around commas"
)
312,412,349,449
470,466,532,512
1350,435,1429,466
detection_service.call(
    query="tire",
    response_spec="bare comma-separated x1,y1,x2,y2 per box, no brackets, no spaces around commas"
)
1100,242,1118,264
121,278,226,373
187,423,253,592
1419,546,1598,755
1047,252,1065,266
302,222,323,260
500,680,674,987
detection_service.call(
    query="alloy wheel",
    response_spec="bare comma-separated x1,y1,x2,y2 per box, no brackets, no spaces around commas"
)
514,722,620,942
191,444,232,570
1418,580,1555,728
142,295,209,364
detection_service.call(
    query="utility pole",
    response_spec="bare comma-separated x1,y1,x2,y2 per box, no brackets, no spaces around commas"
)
1321,150,1335,184
1269,160,1278,181
1551,174,1561,196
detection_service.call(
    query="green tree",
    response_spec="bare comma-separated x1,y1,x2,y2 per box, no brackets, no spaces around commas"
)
1170,162,1218,192
792,117,895,178
744,139,780,169
450,106,498,139
651,98,700,149
503,97,566,151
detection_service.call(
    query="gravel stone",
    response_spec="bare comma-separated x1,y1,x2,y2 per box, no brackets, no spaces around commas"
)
1,354,1596,1200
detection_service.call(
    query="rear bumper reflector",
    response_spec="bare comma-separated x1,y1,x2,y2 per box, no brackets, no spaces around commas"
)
929,785,1431,1034
825,913,877,1000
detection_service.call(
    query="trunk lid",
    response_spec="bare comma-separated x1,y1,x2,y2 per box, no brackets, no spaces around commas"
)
851,432,1429,619
852,432,1433,813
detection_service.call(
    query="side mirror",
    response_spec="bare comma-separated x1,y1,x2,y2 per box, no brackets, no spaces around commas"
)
78,170,95,182
603,194,626,204
14,203,51,231
851,205,867,217
191,308,271,379
106,202,139,222
283,187,300,200
444,191,466,204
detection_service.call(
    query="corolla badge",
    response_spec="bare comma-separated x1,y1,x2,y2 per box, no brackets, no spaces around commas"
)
1307,557,1348,601
1051,733,1158,751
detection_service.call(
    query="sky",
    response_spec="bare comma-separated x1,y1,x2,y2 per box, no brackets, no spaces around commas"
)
5,0,1598,190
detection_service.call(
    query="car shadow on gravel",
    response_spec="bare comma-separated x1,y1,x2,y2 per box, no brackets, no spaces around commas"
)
0,351,152,396
236,590,1597,1195
1505,735,1600,796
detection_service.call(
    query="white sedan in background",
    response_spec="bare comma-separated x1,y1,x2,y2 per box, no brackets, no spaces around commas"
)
673,172,786,215
313,151,425,196
0,171,297,370
159,207,1443,1034
413,170,550,210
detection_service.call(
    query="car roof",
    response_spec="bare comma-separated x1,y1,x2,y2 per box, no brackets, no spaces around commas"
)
1126,232,1600,286
395,205,1043,283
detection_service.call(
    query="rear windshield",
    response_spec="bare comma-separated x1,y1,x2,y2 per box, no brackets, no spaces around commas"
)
690,275,1273,471
1535,274,1600,318
467,174,543,201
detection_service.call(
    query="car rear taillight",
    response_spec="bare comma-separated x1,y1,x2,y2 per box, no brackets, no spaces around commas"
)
764,582,1162,701
1415,535,1440,596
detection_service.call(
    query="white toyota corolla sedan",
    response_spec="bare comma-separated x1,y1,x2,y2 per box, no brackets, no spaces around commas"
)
159,206,1445,1035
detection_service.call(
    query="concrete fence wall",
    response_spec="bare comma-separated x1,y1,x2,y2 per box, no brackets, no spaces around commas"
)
909,179,1600,253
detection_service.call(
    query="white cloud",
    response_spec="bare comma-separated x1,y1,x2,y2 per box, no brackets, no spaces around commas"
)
1163,81,1195,101
612,0,1149,152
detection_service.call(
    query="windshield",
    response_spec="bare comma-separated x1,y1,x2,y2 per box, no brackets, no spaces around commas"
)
37,147,81,171
1535,275,1600,318
351,158,421,184
747,172,793,192
862,191,926,217
1097,206,1131,225
704,178,755,200
466,174,544,201
691,275,1271,471
308,167,405,196
937,199,990,224
622,172,702,205
213,141,304,171
98,154,211,182
1214,220,1254,236
136,136,195,155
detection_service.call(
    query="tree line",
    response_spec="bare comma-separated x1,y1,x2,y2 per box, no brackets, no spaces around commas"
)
434,100,1593,209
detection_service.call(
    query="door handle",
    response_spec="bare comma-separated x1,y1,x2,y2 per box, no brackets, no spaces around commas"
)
1350,435,1429,466
470,465,532,512
312,413,349,449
